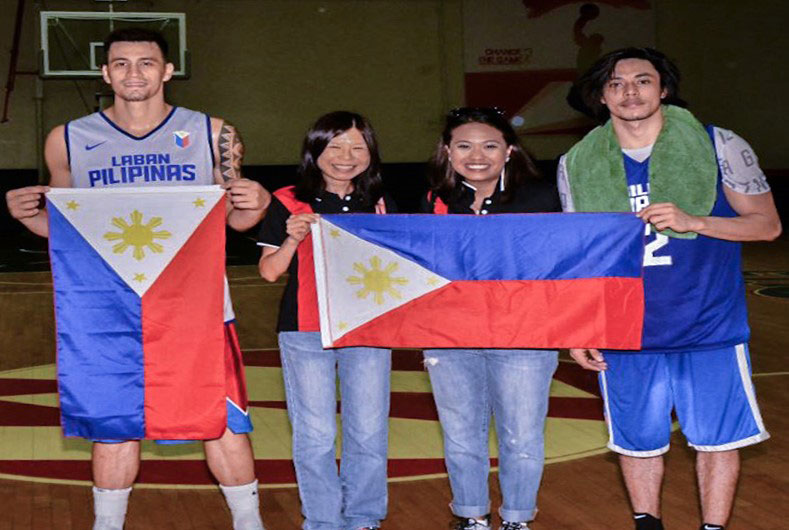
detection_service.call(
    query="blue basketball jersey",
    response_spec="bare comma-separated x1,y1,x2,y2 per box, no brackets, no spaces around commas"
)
619,128,750,352
66,107,215,189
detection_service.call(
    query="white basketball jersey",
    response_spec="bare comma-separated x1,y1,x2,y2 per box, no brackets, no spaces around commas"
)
65,107,235,321
66,107,214,189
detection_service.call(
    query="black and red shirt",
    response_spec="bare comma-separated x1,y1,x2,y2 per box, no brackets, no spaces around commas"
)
258,186,395,332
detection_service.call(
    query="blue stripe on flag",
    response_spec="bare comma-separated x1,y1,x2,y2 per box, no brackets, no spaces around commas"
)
324,212,644,281
48,202,146,439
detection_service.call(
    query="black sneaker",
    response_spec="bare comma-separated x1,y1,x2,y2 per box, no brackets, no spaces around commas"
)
451,514,492,530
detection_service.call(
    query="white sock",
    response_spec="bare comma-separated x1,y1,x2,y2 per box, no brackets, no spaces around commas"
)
92,486,132,530
219,480,265,530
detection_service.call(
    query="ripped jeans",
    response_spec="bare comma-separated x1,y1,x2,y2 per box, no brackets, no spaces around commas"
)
423,348,558,523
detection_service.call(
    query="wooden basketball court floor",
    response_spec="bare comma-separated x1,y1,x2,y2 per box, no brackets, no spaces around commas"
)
0,239,786,529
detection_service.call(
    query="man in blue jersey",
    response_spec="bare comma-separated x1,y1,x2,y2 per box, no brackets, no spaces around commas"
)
558,48,781,530
5,29,269,530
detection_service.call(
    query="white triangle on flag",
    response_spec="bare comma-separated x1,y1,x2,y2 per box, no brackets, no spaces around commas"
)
312,217,450,348
47,186,225,297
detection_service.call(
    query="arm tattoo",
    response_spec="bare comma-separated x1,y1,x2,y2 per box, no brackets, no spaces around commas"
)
218,122,244,182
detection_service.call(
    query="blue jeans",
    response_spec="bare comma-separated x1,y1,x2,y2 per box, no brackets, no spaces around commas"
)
279,332,391,530
423,348,558,523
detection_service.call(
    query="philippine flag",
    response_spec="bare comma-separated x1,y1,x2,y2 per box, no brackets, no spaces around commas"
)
174,130,190,148
312,213,645,349
46,186,227,440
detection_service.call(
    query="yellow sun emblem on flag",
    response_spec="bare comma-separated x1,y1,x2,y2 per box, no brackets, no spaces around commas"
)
347,255,408,305
103,210,172,261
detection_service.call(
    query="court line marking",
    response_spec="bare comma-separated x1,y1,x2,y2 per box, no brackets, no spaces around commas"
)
0,447,616,490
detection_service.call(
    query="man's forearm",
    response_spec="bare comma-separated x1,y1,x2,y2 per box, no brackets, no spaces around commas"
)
227,207,265,232
19,210,50,238
694,213,782,242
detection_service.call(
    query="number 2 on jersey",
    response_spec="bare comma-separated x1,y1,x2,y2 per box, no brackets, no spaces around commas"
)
644,226,672,266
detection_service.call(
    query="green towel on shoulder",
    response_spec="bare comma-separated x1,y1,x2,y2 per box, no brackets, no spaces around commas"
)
564,105,718,239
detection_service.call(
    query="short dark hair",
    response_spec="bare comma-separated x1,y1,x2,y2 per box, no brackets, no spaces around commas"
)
567,47,685,122
428,107,541,205
295,111,384,207
103,28,169,62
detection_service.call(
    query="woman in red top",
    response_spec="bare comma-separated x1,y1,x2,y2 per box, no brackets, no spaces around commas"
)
258,111,393,530
422,107,560,530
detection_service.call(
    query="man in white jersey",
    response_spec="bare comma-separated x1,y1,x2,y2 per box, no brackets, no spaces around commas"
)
5,29,269,530
558,48,781,530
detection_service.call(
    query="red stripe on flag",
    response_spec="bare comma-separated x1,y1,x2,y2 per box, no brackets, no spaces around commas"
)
332,278,643,349
141,201,227,439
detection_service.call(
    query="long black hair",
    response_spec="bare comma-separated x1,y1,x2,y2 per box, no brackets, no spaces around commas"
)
567,47,685,123
294,111,384,207
428,107,540,205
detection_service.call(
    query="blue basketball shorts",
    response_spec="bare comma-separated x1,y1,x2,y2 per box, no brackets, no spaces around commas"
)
599,343,769,456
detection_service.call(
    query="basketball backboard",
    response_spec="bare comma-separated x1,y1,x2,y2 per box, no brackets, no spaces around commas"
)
40,11,188,78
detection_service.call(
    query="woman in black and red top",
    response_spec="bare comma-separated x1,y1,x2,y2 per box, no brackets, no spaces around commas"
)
258,111,394,530
422,107,560,530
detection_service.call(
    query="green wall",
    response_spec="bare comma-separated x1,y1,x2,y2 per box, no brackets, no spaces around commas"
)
0,0,464,170
0,0,787,172
655,0,789,168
